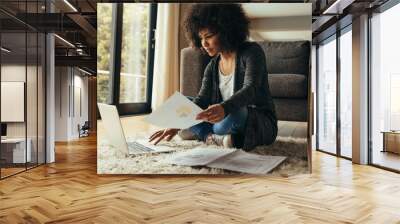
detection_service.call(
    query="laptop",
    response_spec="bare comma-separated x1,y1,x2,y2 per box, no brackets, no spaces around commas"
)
97,103,178,155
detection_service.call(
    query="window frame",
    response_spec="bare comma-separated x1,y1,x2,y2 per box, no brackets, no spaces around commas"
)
315,24,353,161
107,3,157,116
338,24,353,159
316,33,338,157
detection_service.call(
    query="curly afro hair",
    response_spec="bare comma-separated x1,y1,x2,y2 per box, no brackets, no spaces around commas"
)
184,4,250,53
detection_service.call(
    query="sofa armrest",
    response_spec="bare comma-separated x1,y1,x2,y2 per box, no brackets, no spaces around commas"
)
180,47,210,97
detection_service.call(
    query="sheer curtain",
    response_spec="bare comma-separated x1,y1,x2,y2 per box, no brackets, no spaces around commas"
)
151,3,180,109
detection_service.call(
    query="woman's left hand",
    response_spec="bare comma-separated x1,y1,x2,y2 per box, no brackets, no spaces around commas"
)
196,104,225,124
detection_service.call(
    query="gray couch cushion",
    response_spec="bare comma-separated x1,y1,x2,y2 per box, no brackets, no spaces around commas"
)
274,98,307,121
180,48,210,97
268,74,307,98
259,41,310,76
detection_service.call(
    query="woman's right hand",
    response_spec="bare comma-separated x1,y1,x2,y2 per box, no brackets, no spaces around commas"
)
149,128,180,145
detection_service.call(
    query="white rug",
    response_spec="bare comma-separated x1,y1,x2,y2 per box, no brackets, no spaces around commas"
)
97,133,308,176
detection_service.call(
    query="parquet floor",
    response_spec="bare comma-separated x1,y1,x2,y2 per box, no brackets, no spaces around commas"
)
372,150,400,171
1,167,26,178
0,118,400,223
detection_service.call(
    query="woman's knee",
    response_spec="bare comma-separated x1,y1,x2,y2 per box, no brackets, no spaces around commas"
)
212,122,230,135
212,107,248,135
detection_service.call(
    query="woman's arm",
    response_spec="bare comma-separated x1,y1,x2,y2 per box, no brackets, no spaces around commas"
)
221,44,266,114
192,60,214,109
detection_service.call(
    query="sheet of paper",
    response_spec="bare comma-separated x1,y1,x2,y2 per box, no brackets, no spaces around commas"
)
143,91,203,129
167,147,236,166
207,150,286,174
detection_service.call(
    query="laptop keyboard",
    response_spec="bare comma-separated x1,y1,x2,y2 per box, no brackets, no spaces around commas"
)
127,141,154,153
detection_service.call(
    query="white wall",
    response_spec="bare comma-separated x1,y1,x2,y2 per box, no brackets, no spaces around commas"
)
55,66,69,141
249,16,312,41
72,73,89,138
1,65,26,139
1,65,35,137
75,73,89,123
55,67,89,141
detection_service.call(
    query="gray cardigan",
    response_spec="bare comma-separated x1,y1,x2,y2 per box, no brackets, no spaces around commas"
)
192,42,277,150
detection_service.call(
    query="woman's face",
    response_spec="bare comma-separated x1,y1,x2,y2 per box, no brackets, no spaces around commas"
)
198,28,221,57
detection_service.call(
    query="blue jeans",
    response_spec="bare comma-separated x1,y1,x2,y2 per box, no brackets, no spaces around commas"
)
189,107,248,141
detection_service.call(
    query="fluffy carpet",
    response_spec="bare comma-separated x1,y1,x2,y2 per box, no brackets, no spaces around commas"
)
97,133,308,176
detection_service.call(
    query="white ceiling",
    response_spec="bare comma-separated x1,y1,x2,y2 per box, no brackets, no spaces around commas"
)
241,3,312,19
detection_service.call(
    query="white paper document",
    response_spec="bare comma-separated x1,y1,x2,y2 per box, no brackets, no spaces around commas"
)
167,148,287,174
208,150,287,174
168,147,236,166
143,92,203,129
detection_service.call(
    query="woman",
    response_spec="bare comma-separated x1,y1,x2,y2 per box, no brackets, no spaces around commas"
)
149,4,277,151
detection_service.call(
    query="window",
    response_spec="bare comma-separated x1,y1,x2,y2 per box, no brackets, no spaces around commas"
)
339,27,352,158
316,24,354,159
97,3,157,115
370,2,400,171
120,4,150,104
97,3,113,104
390,75,400,130
317,35,337,155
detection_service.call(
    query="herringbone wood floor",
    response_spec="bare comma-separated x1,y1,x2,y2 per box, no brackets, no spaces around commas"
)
1,118,400,223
